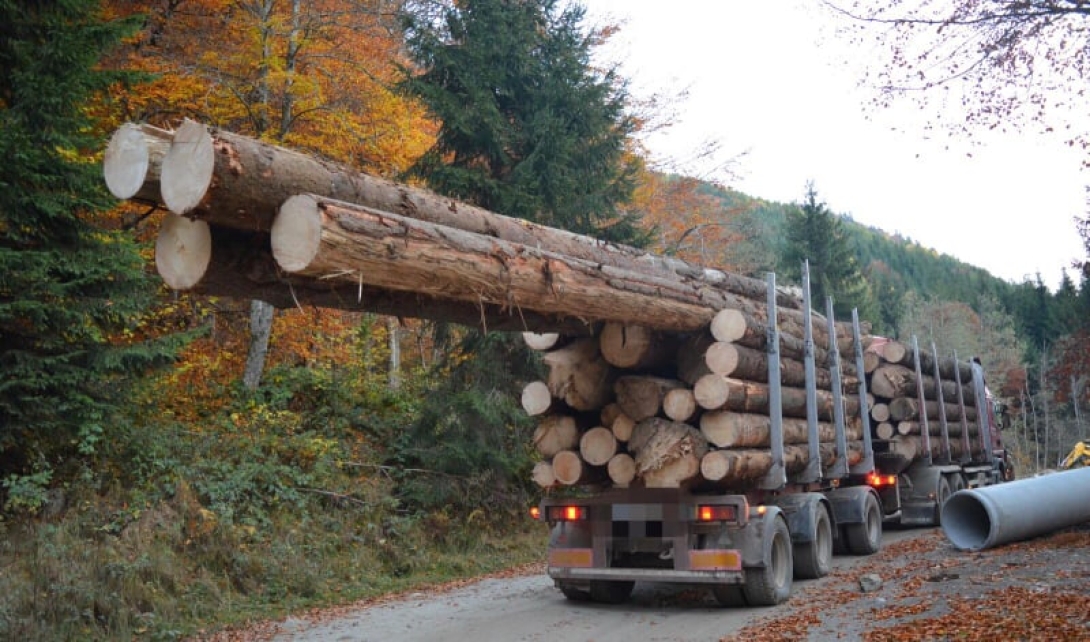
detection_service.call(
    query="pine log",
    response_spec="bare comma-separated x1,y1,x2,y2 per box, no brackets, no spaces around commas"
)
155,214,212,290
692,375,860,420
700,441,864,485
875,422,896,440
709,308,832,364
869,364,962,402
103,122,172,202
521,380,554,416
273,194,785,333
699,410,862,448
871,403,891,423
885,435,973,461
580,427,618,466
152,121,803,310
627,418,709,488
531,460,556,488
611,413,636,442
863,351,882,375
613,376,684,421
888,397,978,423
552,450,605,486
532,415,580,458
896,420,979,438
663,388,699,422
598,322,677,370
607,453,637,488
523,332,562,351
599,402,623,429
543,339,614,411
676,332,716,385
705,341,855,391
879,340,973,383
157,223,593,333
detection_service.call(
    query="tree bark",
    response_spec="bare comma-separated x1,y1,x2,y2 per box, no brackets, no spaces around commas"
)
598,322,677,370
532,415,580,458
150,121,803,309
888,396,978,422
693,375,860,420
699,410,861,448
709,308,834,364
613,376,685,421
700,441,863,485
869,363,962,402
543,338,614,411
242,299,274,389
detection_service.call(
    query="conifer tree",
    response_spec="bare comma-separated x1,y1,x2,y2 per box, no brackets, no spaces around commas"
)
0,0,176,504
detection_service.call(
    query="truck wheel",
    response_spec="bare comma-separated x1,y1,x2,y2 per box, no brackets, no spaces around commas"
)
934,476,952,525
742,516,793,606
589,580,634,604
845,492,882,555
793,502,832,579
558,583,591,602
712,583,747,607
948,472,966,493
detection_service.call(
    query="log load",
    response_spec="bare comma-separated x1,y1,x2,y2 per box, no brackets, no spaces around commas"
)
700,441,863,485
542,339,614,411
150,120,805,311
627,418,709,489
598,322,677,370
869,363,964,402
613,376,684,422
699,411,863,448
887,397,978,423
693,375,861,420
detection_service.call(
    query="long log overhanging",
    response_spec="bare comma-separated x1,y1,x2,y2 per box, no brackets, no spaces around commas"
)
145,120,805,309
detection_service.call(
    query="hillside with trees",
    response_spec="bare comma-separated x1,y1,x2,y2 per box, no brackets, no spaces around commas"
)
1,1,1088,639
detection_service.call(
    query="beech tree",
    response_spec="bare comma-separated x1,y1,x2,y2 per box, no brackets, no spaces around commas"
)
0,1,176,507
828,0,1090,148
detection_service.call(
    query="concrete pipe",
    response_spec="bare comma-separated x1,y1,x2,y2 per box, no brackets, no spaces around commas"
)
941,467,1090,551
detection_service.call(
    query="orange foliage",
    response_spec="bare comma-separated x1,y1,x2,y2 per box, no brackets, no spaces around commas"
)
630,170,747,271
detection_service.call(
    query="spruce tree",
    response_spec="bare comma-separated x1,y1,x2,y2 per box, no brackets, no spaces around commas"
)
780,183,876,321
392,0,643,519
0,0,176,503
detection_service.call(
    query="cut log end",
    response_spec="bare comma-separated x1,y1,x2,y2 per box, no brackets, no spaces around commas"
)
607,453,636,487
160,119,215,215
272,194,323,273
103,123,152,200
155,214,212,290
522,332,561,351
521,380,553,416
531,460,556,488
710,308,748,342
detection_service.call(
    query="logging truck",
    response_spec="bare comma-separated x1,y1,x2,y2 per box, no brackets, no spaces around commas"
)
531,278,1011,607
100,120,1010,609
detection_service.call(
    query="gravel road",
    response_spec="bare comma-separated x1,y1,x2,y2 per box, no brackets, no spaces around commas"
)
268,529,924,642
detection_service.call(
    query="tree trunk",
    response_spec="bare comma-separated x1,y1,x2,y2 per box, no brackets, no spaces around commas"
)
699,410,860,448
693,375,860,420
387,316,401,391
532,415,580,458
875,422,896,440
580,426,618,466
700,442,863,485
543,339,614,411
676,332,716,385
663,388,699,422
896,420,979,438
521,380,554,416
879,340,973,383
552,450,604,486
103,122,172,202
613,376,684,421
607,453,637,488
885,435,972,461
242,299,274,389
888,396,977,422
598,322,677,370
627,418,709,488
523,332,562,351
704,341,854,391
151,121,802,310
869,363,962,402
155,214,213,290
610,413,636,442
871,402,891,423
531,460,556,488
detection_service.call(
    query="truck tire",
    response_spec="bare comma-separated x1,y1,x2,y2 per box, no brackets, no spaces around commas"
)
948,472,966,493
712,583,747,607
845,492,882,555
934,476,952,525
742,516,793,606
589,580,634,604
793,502,832,579
558,583,591,602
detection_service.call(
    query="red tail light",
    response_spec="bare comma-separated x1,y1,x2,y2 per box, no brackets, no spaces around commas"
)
529,506,541,520
546,505,587,521
697,505,738,522
867,473,897,487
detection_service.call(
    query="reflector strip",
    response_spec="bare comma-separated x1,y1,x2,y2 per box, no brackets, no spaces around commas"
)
689,549,743,571
549,548,594,568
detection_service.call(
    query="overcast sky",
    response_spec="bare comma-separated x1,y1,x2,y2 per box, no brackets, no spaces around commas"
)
582,0,1088,291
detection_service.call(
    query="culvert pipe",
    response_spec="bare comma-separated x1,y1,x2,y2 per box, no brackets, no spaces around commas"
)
941,467,1090,551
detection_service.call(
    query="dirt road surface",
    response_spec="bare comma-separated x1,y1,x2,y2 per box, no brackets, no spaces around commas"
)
260,530,928,642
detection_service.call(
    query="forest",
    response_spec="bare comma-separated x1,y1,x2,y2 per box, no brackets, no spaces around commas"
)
1,0,1089,639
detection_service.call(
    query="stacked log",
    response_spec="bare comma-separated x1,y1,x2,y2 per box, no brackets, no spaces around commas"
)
110,120,982,492
862,339,986,462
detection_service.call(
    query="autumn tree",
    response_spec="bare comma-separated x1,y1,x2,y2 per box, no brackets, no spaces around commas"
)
780,183,876,321
0,0,177,509
828,0,1090,150
391,0,644,518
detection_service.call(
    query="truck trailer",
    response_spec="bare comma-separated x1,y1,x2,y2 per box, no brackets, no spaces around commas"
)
533,270,1009,607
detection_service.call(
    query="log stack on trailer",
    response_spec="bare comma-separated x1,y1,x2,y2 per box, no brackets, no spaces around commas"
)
104,119,1009,607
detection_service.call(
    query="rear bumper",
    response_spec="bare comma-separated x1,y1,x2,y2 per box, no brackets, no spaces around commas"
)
548,566,744,584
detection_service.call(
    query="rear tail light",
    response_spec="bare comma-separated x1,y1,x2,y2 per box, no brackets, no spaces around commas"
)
546,505,587,521
697,504,738,522
867,473,897,487
529,506,541,520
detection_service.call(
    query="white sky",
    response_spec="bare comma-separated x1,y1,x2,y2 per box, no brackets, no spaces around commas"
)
582,0,1088,291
